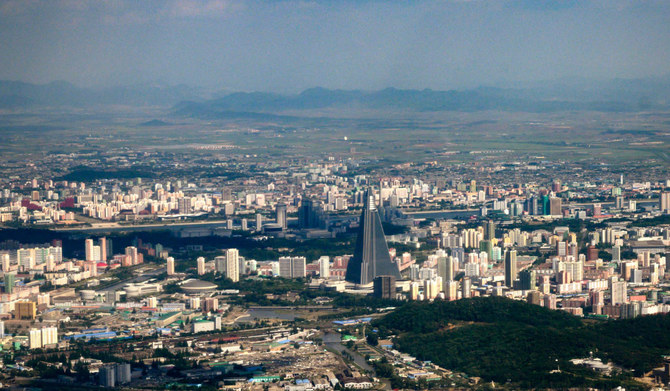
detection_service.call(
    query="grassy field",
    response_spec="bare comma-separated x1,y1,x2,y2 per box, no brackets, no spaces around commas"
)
1,107,668,166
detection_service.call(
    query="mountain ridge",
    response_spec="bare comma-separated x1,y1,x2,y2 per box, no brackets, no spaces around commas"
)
2,76,670,113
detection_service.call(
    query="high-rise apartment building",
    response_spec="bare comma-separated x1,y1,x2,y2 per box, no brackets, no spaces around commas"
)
225,249,239,282
197,257,206,275
504,249,517,288
279,256,306,278
276,202,287,230
166,257,175,275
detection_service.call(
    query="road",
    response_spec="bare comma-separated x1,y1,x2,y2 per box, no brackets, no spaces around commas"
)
323,331,374,371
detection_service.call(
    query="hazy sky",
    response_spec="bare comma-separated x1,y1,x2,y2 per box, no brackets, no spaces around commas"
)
1,0,669,92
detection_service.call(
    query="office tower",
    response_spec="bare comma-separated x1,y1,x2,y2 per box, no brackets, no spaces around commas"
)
166,257,175,276
0,321,4,338
661,192,670,213
611,279,627,305
276,202,287,230
319,256,330,278
593,203,601,217
346,190,401,284
373,275,396,299
549,197,562,216
469,180,476,193
504,249,517,288
197,257,206,275
540,195,549,215
519,269,536,290
225,249,239,282
298,198,322,229
4,273,15,294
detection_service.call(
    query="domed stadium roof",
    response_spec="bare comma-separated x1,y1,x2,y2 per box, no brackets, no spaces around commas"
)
181,279,217,293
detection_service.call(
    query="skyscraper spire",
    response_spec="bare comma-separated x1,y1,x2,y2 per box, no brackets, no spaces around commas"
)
345,188,400,285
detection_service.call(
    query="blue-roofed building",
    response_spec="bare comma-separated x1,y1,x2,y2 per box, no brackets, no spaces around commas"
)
65,331,117,341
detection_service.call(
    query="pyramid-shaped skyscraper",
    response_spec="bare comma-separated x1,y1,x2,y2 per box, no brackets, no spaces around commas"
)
345,189,401,284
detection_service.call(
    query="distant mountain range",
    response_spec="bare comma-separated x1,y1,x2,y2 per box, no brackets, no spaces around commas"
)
175,77,670,117
2,76,670,114
0,80,203,109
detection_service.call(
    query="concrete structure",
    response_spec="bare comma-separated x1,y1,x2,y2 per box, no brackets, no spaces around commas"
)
197,256,206,275
346,189,400,284
225,248,239,282
279,256,306,278
373,275,396,299
504,249,517,288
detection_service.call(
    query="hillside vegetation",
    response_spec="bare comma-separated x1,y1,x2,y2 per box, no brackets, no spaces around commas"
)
373,297,670,389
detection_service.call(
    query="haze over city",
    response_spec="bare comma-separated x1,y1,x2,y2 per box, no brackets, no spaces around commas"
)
1,0,670,92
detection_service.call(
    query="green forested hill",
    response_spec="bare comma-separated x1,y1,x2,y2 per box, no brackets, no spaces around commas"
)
373,297,670,389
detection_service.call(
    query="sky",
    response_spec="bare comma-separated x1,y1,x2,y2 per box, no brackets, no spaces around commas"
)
0,0,669,93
